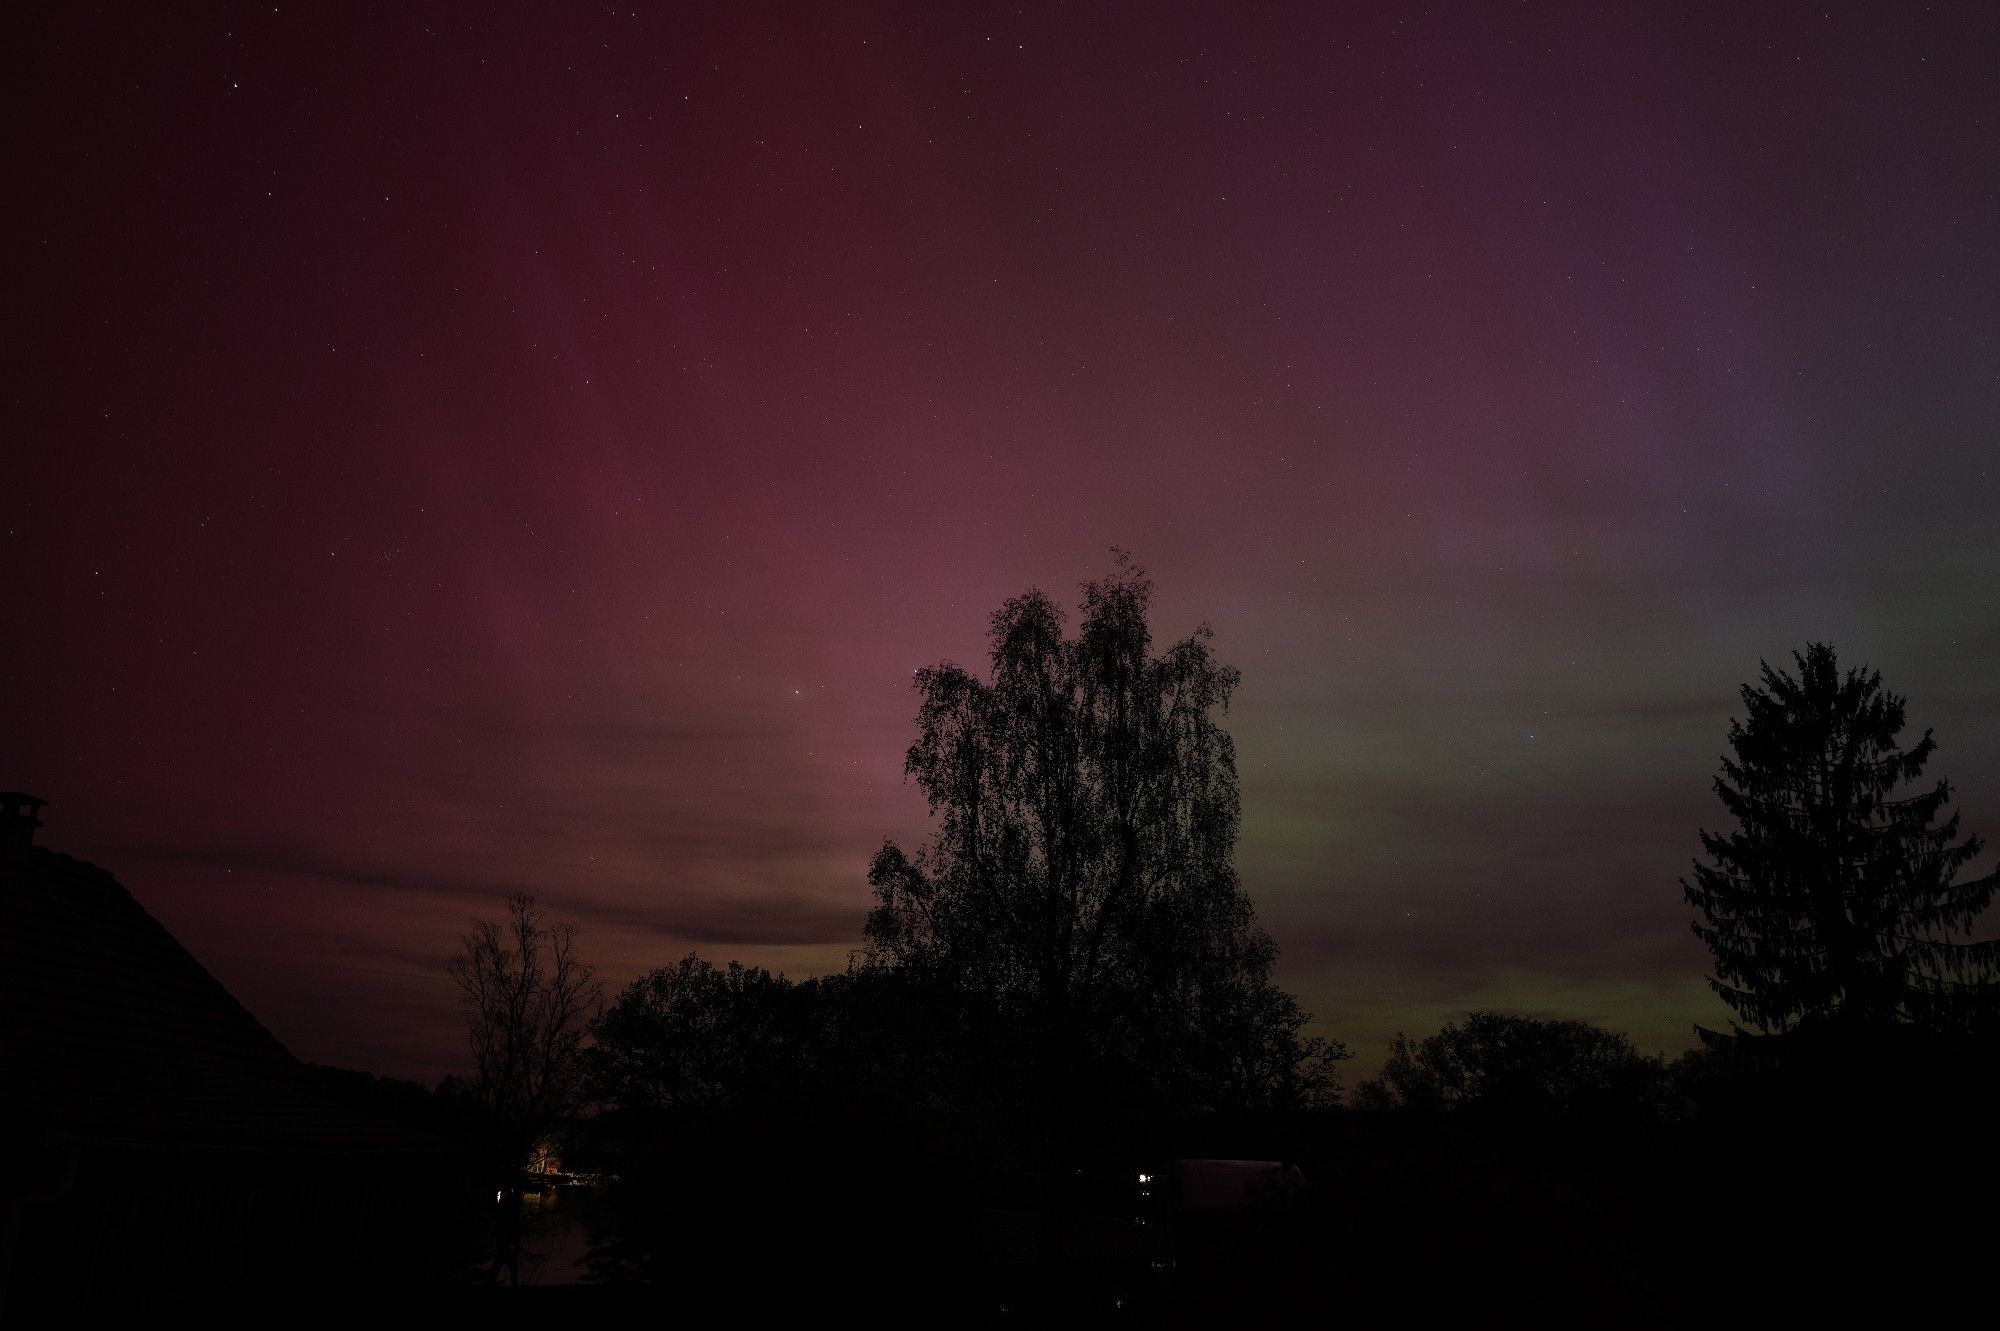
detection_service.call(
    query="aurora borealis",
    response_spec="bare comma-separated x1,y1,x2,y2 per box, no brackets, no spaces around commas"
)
8,3,1997,1080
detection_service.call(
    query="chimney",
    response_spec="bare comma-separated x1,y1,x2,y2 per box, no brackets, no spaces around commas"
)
1,793,47,863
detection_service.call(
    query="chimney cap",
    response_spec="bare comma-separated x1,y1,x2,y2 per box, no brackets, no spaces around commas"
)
2,792,46,861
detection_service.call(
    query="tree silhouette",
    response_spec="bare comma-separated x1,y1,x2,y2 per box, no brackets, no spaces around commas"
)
449,893,599,1284
582,961,968,1312
1685,644,1995,1039
589,954,813,1112
1353,1011,1665,1114
863,555,1345,1117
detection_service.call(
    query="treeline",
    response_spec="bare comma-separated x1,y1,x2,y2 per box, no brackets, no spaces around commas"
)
410,566,1998,1322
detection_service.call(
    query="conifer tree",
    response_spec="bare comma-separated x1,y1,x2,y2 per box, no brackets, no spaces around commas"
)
1685,644,1995,1037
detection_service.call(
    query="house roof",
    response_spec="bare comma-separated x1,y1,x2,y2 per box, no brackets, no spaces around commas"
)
0,838,440,1154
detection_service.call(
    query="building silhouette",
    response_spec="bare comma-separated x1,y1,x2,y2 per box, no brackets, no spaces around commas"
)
0,793,468,1325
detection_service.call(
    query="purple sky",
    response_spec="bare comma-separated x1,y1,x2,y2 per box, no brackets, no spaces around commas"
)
9,2,1998,1080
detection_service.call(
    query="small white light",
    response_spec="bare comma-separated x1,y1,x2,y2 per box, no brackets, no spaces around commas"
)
1137,1172,1152,1184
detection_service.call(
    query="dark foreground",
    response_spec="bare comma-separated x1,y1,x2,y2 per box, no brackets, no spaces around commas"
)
14,1082,1987,1330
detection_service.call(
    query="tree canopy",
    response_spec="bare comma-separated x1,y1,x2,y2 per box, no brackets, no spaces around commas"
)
1685,643,1995,1038
449,893,600,1150
862,556,1344,1115
589,954,817,1112
1354,1011,1665,1114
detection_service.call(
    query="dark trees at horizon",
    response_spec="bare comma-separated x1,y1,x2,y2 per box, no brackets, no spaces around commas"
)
1354,1011,1666,1114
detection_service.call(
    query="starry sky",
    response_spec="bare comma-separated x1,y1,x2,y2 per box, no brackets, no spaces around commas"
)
8,2,1998,1081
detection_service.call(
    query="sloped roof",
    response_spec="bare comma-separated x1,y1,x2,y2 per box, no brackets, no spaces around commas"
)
0,843,439,1153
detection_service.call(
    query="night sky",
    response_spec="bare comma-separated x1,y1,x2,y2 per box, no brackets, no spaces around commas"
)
9,3,1998,1081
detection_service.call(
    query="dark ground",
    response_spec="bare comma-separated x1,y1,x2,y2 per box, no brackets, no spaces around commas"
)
415,1093,1990,1330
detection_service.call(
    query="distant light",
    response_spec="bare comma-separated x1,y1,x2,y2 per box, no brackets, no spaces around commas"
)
1137,1172,1152,1184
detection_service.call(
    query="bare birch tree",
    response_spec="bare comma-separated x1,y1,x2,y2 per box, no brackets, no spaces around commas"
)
450,894,599,1283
